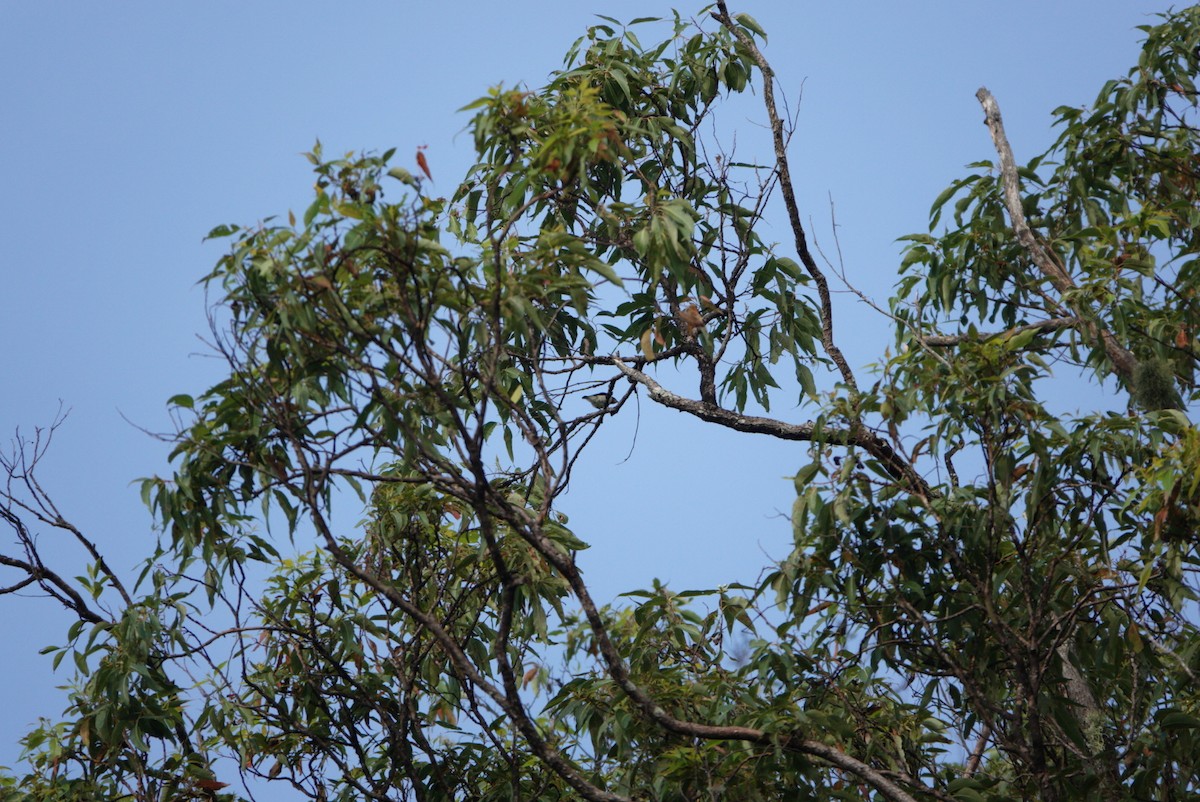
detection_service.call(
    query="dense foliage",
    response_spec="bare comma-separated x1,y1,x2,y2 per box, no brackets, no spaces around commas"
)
3,3,1199,801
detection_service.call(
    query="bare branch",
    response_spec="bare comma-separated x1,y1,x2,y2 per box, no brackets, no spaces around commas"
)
611,357,930,496
976,87,1139,384
0,425,118,625
713,2,858,392
964,724,992,777
0,533,107,625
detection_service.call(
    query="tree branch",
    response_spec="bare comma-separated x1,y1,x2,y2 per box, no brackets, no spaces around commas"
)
0,547,107,625
964,724,991,777
976,88,1139,384
611,357,930,497
483,482,928,802
923,316,1080,347
713,2,858,392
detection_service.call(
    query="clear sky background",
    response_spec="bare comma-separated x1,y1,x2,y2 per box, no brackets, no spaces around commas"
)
0,0,1171,784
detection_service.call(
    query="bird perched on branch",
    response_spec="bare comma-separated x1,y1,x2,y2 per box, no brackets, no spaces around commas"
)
583,392,613,410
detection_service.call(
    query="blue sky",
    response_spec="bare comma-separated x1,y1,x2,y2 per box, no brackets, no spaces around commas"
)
0,0,1170,780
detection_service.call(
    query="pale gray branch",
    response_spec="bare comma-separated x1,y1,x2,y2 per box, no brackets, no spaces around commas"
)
976,87,1139,384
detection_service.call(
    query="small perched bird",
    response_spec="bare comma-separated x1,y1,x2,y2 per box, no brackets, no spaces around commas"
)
583,392,613,410
416,145,433,181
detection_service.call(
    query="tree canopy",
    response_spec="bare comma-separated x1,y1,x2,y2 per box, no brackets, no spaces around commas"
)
3,3,1199,801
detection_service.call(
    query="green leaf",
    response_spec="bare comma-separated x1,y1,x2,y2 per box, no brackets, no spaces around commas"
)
204,223,240,240
1160,711,1200,730
584,259,624,287
1004,326,1039,350
735,13,767,39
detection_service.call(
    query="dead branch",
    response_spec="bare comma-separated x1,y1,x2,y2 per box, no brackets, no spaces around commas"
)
976,88,1139,384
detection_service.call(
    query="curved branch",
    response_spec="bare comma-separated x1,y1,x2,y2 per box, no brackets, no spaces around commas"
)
976,88,1139,384
0,540,107,625
611,357,930,497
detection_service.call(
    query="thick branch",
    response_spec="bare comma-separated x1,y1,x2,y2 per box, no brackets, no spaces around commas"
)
1055,639,1121,801
964,725,991,777
976,88,1139,384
